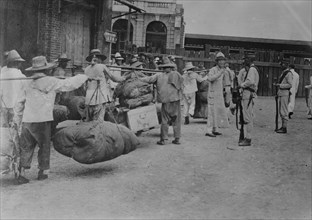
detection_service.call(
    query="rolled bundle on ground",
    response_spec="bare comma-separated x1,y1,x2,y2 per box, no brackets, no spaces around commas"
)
52,121,139,164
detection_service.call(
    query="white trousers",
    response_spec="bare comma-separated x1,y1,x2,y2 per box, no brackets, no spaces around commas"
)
183,93,196,117
288,92,296,113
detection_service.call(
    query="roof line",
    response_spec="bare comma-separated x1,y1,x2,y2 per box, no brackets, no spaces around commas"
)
185,33,312,47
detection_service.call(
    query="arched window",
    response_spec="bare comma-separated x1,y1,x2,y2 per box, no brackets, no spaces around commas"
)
112,19,133,54
146,21,167,54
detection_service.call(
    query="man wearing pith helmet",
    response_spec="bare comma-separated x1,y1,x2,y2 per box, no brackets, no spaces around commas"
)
204,52,229,138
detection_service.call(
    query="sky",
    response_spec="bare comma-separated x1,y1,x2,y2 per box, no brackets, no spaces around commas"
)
177,0,312,41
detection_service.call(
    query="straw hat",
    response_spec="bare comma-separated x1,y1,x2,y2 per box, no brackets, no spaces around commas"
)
158,57,176,69
7,50,25,62
25,56,55,71
86,49,107,62
130,57,138,65
215,52,226,61
114,52,124,60
57,54,71,62
183,62,195,71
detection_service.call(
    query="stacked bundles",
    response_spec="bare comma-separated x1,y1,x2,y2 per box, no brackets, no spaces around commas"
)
52,121,139,164
115,74,154,109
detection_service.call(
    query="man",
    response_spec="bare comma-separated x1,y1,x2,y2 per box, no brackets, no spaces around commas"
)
0,51,9,74
14,56,89,184
275,58,293,133
0,50,26,127
52,54,71,77
84,49,125,122
205,52,229,137
287,64,299,118
168,55,178,71
237,53,259,146
182,62,206,125
140,57,183,145
109,52,124,93
305,75,312,120
223,62,235,108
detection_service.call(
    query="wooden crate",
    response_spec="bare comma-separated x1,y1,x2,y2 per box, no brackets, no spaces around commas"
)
127,104,159,133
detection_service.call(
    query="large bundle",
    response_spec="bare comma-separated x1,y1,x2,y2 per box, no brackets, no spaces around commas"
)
52,121,139,164
63,96,86,120
194,81,209,118
114,73,153,109
53,105,69,124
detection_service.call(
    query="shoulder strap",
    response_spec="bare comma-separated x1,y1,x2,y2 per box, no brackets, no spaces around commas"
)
279,70,291,84
243,65,259,82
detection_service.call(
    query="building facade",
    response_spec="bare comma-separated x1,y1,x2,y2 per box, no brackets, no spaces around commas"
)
112,0,185,54
0,0,113,68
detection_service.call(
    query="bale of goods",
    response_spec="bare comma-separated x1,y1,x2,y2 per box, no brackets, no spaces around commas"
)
63,96,86,120
53,105,69,124
114,73,154,108
52,121,139,164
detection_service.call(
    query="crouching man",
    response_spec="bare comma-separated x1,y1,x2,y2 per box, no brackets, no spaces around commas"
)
14,56,89,184
140,57,183,145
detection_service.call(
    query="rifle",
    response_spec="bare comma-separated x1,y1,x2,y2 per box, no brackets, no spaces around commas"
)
273,77,279,131
232,72,244,142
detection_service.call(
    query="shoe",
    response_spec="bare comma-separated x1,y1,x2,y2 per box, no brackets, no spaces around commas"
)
172,138,181,145
16,175,30,185
289,112,293,119
238,138,251,146
276,127,287,133
184,116,189,125
205,133,216,137
38,171,48,180
212,131,222,135
157,140,166,145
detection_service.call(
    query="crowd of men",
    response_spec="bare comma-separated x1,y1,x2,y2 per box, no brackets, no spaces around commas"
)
0,48,311,185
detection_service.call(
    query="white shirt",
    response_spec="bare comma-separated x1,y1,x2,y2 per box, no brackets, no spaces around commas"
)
0,67,26,108
290,69,299,94
14,74,88,123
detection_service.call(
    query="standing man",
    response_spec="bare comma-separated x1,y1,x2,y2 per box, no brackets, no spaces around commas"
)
140,57,183,145
52,54,71,77
287,64,299,118
0,51,9,74
182,62,206,125
305,75,312,120
0,50,26,127
84,49,125,122
14,56,89,184
237,53,259,146
205,52,229,137
275,58,293,133
109,52,124,94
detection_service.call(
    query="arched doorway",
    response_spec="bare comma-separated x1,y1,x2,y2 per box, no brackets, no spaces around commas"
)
146,21,167,54
112,19,133,54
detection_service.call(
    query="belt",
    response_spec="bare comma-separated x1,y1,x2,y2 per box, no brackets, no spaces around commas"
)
243,87,255,93
279,88,290,90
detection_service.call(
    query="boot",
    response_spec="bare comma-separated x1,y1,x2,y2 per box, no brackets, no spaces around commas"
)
16,175,30,185
38,170,48,180
172,138,181,145
276,127,287,133
238,138,251,146
157,139,166,145
184,116,189,125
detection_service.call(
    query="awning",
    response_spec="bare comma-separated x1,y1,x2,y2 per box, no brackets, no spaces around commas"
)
112,0,145,19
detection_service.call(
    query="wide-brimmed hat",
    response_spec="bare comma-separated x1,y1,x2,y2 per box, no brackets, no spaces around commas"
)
130,57,139,65
25,56,55,71
7,50,25,62
183,62,195,71
57,54,71,62
86,49,107,62
114,52,124,60
158,57,176,69
215,52,226,61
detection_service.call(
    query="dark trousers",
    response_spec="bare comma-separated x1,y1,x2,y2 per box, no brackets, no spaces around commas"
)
20,122,51,170
160,100,181,140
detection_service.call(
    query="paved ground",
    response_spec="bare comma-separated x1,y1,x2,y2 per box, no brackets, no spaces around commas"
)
1,97,311,219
